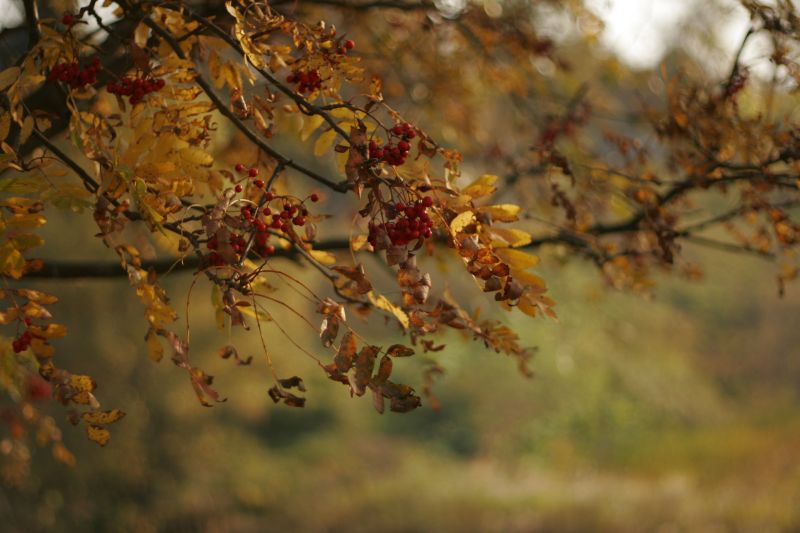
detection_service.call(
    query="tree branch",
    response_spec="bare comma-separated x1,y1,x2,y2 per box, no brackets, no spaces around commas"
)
24,238,351,279
142,17,350,193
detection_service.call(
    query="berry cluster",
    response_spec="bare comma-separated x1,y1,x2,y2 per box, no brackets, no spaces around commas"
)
338,39,356,54
368,123,417,166
204,164,321,267
107,76,165,105
12,318,35,353
48,57,101,89
286,69,322,93
368,196,435,248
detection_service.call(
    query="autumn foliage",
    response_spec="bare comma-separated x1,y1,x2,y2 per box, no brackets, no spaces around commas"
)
0,0,799,477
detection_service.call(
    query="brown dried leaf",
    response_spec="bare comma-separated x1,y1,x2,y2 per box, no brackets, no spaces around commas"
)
334,331,357,372
387,344,415,357
352,345,379,396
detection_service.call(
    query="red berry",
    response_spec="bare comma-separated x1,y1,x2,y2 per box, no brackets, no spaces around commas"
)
235,163,245,173
254,179,265,188
248,167,259,177
265,191,275,201
293,216,306,226
422,196,433,208
265,245,276,255
392,125,404,135
398,140,410,152
310,193,320,202
62,14,74,26
234,184,243,193
344,39,355,50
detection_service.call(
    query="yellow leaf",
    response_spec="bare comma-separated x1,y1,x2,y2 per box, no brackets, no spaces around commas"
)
490,228,532,248
86,425,111,447
145,328,163,362
515,270,547,288
368,292,409,329
70,374,97,394
463,174,498,198
314,129,337,157
300,115,324,141
0,242,25,279
180,147,214,167
479,204,520,222
0,67,19,91
351,234,369,251
450,210,474,234
14,289,58,304
309,249,337,265
0,111,10,142
81,409,126,426
496,248,540,270
134,22,150,47
18,116,34,146
52,442,76,466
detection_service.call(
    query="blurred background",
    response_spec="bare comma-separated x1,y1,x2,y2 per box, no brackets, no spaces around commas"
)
3,0,800,531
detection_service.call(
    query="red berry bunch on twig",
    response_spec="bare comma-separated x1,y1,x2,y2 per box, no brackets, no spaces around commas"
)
286,69,322,93
48,57,101,88
368,196,434,248
369,123,417,166
204,165,321,267
337,39,356,54
12,318,36,353
107,76,165,105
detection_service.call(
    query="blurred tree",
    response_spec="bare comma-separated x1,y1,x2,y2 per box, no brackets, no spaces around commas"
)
0,0,798,476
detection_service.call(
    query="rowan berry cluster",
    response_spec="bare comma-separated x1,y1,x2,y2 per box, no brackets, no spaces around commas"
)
48,57,101,88
368,196,435,248
107,76,165,105
338,39,356,54
368,123,417,166
12,318,35,353
204,165,321,266
286,69,322,93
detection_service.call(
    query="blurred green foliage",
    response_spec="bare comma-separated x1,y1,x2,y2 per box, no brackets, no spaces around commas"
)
2,225,799,531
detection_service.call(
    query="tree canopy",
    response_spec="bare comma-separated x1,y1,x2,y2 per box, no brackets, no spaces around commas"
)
1,0,799,472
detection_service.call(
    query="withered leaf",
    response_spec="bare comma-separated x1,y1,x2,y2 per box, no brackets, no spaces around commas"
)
334,331,357,372
371,388,385,414
331,264,373,294
386,344,415,357
268,385,306,407
351,345,379,396
386,245,407,266
277,376,306,392
373,355,393,384
217,344,253,366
